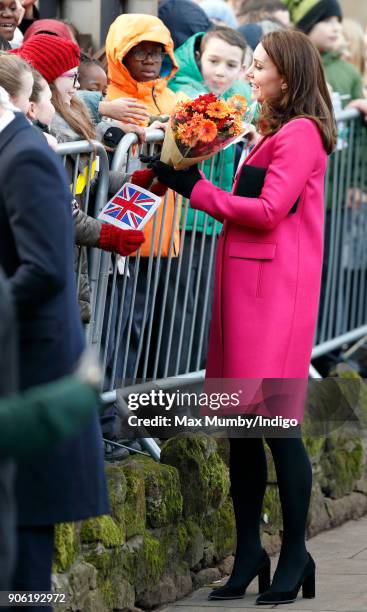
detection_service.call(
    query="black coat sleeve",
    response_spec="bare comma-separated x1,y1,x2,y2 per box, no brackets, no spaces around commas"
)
3,147,72,314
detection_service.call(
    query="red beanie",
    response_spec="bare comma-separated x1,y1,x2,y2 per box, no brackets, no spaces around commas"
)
23,19,73,43
10,34,80,84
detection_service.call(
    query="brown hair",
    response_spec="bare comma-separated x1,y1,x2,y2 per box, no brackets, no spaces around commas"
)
30,68,48,103
0,53,33,99
258,30,336,154
50,82,95,140
201,26,247,60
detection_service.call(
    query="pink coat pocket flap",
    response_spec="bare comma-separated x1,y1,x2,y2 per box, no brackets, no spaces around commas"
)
229,241,277,260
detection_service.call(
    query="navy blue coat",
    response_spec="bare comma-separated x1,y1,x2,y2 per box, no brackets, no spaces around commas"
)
0,114,109,525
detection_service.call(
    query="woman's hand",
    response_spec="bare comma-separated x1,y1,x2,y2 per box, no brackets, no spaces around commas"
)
99,98,150,124
141,156,202,199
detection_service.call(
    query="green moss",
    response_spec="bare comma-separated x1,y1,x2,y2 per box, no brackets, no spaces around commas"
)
120,532,167,589
81,515,124,547
120,460,146,538
177,523,189,555
136,456,183,528
161,433,230,517
201,499,235,560
320,434,364,498
105,463,127,528
53,522,78,572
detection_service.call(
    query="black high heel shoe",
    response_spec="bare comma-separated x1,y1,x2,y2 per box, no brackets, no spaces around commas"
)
255,552,315,605
208,549,271,600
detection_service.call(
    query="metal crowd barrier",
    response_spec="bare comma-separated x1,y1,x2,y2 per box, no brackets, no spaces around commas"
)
312,108,367,373
56,140,111,349
58,110,367,399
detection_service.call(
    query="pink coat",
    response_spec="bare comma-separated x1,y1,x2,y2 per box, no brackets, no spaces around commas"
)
190,118,328,421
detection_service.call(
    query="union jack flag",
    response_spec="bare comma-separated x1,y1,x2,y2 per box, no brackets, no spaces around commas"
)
102,184,158,229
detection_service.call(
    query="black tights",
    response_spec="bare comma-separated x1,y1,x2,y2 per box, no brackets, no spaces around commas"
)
228,435,312,590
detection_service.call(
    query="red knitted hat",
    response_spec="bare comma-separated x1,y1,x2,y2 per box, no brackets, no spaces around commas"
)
10,34,80,84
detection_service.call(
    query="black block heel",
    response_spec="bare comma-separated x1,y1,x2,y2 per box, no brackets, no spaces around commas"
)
258,555,271,594
302,567,315,599
256,553,316,605
208,549,271,600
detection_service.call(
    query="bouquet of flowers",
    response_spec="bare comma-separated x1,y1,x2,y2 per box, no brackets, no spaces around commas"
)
160,92,247,169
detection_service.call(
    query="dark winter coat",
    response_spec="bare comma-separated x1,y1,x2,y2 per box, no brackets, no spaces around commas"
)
0,113,109,525
0,267,16,589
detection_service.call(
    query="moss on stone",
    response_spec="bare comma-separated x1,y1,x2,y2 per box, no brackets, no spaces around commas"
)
120,459,146,538
161,433,230,517
136,456,183,528
80,515,124,547
120,532,167,590
320,434,364,498
201,499,235,560
53,523,78,572
105,463,127,528
183,519,204,568
177,522,189,555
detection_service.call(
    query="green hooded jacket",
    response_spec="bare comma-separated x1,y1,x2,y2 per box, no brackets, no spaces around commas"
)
168,32,252,234
322,51,363,103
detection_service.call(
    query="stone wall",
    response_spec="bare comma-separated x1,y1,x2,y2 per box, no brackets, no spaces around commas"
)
53,371,367,611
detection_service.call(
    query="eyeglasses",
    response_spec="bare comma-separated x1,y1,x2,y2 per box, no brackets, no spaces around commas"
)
61,71,79,87
131,50,166,62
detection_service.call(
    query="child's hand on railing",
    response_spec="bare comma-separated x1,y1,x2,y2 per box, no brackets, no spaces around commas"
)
99,98,149,124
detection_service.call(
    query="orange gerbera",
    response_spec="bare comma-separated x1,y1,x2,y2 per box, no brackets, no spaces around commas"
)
176,122,199,147
228,115,244,136
227,95,248,114
206,100,230,119
198,119,218,143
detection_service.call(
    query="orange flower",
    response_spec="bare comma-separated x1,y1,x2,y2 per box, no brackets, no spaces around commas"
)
176,122,199,147
206,99,230,119
228,115,244,136
198,119,218,143
227,95,248,114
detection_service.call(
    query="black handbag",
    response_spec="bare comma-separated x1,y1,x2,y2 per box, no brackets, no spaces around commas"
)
235,164,299,214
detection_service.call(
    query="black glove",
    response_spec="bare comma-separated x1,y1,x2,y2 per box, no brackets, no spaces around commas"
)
139,155,201,199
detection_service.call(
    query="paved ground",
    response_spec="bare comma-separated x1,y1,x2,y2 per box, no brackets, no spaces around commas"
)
161,517,367,612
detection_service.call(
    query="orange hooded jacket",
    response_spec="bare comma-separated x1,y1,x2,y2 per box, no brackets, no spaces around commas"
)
106,14,180,257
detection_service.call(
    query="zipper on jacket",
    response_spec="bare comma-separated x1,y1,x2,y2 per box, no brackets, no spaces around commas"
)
152,86,162,114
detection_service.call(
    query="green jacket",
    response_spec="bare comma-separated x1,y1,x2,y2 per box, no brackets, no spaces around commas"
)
168,32,252,234
322,51,363,103
0,377,97,458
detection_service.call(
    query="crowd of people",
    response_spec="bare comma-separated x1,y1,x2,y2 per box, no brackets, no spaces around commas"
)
1,0,367,607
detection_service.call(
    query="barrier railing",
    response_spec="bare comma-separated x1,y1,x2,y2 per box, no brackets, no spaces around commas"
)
312,109,367,371
58,110,367,398
56,140,111,349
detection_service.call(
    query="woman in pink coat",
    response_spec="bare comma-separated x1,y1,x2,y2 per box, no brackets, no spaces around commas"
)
149,30,336,607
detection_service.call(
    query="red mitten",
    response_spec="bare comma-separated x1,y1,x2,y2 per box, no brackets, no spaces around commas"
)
131,168,168,196
131,168,155,188
98,224,145,256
